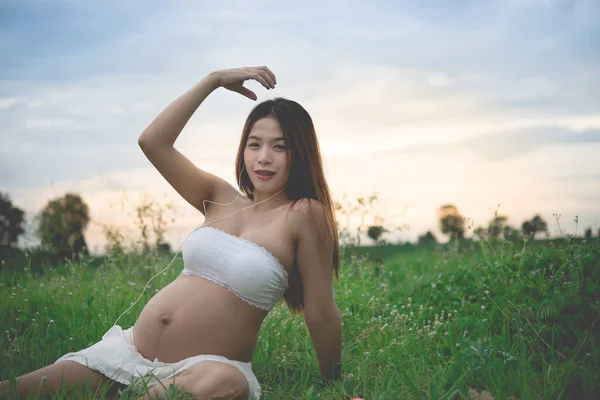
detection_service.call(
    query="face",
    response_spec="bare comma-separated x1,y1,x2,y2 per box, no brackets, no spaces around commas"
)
244,116,290,193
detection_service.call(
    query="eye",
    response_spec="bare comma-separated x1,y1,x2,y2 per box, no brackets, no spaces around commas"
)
248,143,287,150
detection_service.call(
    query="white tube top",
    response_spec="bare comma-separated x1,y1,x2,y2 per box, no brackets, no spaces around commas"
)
180,226,289,310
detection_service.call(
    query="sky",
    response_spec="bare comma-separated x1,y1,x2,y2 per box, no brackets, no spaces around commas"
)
1,0,599,255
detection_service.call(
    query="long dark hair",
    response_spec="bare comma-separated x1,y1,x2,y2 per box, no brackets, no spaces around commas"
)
234,98,340,315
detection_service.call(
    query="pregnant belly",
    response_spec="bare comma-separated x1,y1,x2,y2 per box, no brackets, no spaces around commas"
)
132,274,266,364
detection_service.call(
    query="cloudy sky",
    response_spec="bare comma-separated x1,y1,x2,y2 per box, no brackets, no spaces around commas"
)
1,0,599,254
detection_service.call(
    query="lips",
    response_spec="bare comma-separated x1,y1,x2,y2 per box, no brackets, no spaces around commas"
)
256,170,275,181
256,170,275,176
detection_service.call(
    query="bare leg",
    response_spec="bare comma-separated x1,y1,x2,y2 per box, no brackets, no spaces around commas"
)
135,378,189,400
127,367,194,400
135,361,250,400
0,360,127,399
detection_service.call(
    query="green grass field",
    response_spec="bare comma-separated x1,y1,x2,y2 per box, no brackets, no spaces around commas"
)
1,235,599,399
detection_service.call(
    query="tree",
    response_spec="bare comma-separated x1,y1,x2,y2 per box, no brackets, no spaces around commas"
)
488,215,508,238
418,231,437,245
36,193,90,259
132,192,175,255
473,226,488,240
0,192,25,248
437,204,466,241
486,215,522,242
367,225,385,244
503,226,522,242
157,242,172,254
521,214,548,240
584,227,592,239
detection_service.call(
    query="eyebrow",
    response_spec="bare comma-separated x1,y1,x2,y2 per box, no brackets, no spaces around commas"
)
248,135,286,142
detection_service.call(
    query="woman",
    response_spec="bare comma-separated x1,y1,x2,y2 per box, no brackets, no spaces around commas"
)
0,66,342,400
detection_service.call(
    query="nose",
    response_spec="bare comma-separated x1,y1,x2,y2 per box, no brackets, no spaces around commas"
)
257,147,272,164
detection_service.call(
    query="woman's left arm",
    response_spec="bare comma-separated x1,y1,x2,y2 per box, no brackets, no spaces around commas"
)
306,305,342,382
293,199,343,382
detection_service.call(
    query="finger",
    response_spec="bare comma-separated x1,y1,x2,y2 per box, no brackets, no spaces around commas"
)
236,86,257,101
251,72,270,90
257,70,275,88
261,66,277,85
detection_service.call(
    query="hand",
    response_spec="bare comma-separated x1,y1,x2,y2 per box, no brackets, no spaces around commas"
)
213,66,277,101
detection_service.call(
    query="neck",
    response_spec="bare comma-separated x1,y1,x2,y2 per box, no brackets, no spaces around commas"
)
250,188,288,212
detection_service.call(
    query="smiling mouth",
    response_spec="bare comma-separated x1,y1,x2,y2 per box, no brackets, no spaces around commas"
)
256,171,275,179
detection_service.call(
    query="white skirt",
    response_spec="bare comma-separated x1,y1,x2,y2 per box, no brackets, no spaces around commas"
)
55,324,261,399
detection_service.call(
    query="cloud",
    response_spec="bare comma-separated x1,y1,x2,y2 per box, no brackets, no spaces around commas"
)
427,73,456,87
3,61,598,188
551,173,600,184
308,65,497,130
25,118,81,130
387,126,600,161
0,97,20,109
462,127,600,160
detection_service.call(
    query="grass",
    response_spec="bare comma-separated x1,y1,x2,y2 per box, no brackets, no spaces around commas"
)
1,232,599,399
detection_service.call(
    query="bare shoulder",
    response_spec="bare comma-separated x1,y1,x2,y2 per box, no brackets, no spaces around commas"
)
288,198,328,222
288,198,333,242
288,198,327,213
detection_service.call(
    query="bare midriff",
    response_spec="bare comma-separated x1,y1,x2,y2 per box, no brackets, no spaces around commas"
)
132,273,269,364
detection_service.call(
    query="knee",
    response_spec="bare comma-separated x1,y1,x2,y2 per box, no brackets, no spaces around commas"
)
191,370,250,400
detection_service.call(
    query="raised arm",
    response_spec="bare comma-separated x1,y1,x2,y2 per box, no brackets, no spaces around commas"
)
138,74,231,215
137,67,276,215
